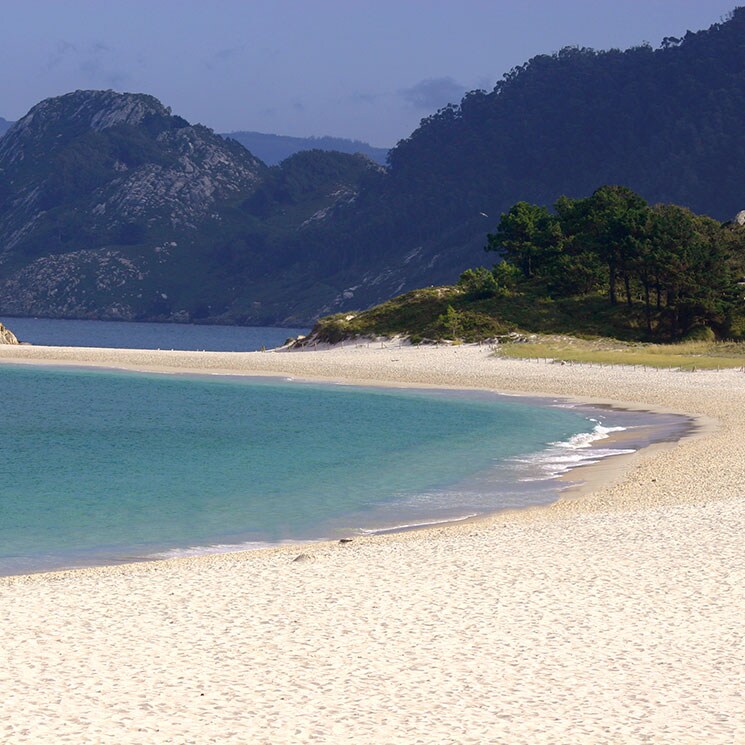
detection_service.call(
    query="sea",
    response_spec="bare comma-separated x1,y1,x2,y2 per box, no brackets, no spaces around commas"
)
2,316,307,351
0,318,691,576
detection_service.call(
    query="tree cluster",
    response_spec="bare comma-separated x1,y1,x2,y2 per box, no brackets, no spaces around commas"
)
486,186,745,338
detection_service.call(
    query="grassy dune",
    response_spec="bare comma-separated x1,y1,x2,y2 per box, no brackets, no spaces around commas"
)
497,336,745,371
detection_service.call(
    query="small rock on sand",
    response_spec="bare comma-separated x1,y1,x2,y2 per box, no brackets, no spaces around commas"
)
292,553,315,563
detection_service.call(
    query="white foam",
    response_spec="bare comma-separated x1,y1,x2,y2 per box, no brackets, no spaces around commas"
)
148,423,634,560
148,540,283,559
550,423,626,450
512,421,635,481
358,513,479,534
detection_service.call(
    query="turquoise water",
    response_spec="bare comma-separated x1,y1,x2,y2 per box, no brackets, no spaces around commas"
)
1,364,616,575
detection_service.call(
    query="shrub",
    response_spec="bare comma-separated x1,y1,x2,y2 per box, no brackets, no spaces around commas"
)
428,306,510,341
681,324,716,342
434,305,464,338
458,267,500,299
493,260,522,292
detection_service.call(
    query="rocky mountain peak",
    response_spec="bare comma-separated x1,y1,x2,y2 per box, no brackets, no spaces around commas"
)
0,90,267,258
0,90,180,169
19,89,170,130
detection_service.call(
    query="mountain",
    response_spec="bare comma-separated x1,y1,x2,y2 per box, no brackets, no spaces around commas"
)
4,9,745,326
0,90,378,323
0,117,12,136
222,131,388,166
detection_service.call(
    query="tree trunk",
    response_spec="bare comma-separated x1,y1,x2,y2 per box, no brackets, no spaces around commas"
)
644,282,652,333
609,265,618,305
668,288,678,337
624,274,632,309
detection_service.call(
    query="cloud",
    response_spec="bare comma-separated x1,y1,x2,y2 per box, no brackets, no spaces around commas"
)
214,47,238,61
79,42,129,88
45,40,130,88
79,58,129,88
399,77,466,110
348,91,379,105
46,40,78,70
204,46,244,70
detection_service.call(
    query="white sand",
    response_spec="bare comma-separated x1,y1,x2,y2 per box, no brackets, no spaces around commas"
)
1,342,744,744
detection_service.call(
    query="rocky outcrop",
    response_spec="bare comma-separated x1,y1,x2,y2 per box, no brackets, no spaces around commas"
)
0,248,148,320
0,91,266,322
0,322,19,344
91,124,263,230
0,91,174,179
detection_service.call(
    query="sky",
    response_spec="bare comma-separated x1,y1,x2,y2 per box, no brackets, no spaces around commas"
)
0,0,738,147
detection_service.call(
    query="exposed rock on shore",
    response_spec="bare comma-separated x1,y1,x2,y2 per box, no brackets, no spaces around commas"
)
0,322,19,344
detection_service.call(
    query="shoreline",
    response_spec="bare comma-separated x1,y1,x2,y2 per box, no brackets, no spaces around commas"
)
1,342,743,743
0,346,702,578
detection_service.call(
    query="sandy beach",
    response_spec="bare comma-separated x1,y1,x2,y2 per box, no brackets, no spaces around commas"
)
1,341,743,744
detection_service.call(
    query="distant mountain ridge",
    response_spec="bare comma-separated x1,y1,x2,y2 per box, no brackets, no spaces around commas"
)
0,116,390,166
222,130,388,166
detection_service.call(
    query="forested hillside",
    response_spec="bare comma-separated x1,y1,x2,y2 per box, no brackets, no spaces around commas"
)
293,7,745,316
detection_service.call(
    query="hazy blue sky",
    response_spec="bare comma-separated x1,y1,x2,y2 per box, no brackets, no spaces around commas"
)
0,1,737,146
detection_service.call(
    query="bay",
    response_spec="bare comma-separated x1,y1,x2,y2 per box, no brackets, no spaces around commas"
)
0,364,620,575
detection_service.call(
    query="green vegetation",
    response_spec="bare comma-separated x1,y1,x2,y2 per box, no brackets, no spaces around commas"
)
496,336,745,371
312,287,511,344
311,186,745,345
265,8,745,323
0,91,378,324
312,284,640,343
487,186,745,339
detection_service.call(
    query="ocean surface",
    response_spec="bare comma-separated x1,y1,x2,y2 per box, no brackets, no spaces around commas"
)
0,364,690,576
1,316,307,351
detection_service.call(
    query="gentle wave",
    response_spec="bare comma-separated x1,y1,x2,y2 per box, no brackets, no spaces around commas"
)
550,421,627,449
358,513,480,534
150,512,485,556
513,421,634,481
148,540,283,559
